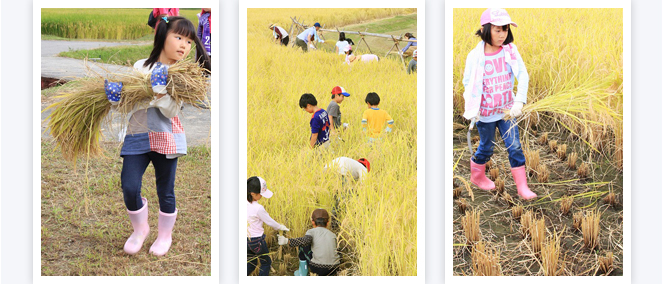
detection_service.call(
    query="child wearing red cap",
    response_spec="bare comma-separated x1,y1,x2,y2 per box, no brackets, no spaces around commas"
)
278,208,340,276
327,86,351,136
247,176,289,276
462,8,536,200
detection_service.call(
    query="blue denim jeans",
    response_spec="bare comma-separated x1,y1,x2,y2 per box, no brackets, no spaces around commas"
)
247,235,271,276
121,152,178,213
472,119,526,168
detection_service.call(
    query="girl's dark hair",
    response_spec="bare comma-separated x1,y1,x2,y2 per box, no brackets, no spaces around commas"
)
404,32,414,39
299,93,317,108
247,176,261,202
314,218,328,227
475,23,514,46
145,16,211,73
339,32,346,41
365,92,380,105
346,49,353,55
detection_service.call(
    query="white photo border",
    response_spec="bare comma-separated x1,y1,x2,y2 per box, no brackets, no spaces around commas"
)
33,1,220,283
444,0,631,283
239,0,425,283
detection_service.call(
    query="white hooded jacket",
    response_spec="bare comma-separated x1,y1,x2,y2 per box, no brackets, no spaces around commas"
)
461,41,529,119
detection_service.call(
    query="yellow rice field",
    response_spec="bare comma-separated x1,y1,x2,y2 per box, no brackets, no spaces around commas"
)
247,9,417,276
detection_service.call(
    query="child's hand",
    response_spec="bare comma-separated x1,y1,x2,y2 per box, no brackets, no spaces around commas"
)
510,102,524,118
279,224,290,231
151,62,169,95
104,80,123,105
277,235,289,246
385,127,392,133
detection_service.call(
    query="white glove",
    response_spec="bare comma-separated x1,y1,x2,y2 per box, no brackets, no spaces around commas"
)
509,102,524,118
309,44,316,49
342,123,349,129
277,235,289,246
279,224,290,231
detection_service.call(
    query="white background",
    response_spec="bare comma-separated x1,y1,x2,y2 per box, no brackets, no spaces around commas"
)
1,0,662,283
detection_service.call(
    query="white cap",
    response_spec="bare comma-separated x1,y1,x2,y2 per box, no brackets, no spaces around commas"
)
257,177,273,198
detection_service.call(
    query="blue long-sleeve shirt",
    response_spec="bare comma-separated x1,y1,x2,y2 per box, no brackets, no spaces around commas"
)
401,37,417,53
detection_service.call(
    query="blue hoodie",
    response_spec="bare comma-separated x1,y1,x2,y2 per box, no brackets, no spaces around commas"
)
197,11,211,56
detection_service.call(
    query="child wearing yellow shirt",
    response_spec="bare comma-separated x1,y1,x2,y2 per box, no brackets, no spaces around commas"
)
361,92,394,139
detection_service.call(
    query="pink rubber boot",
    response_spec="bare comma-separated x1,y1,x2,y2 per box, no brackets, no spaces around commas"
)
149,209,178,256
511,165,537,200
124,197,150,255
470,160,495,190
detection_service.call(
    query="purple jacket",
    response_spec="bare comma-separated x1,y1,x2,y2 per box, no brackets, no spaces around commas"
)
197,11,211,56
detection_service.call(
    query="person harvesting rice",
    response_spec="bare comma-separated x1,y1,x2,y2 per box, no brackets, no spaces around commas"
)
278,208,340,276
104,15,211,256
343,45,379,64
462,8,536,200
247,176,290,276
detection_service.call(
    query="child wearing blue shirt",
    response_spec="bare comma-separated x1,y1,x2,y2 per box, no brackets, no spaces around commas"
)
299,93,330,149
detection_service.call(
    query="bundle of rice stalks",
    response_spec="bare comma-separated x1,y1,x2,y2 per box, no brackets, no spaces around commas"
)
503,81,622,157
461,209,481,244
512,204,523,219
457,198,469,214
536,164,549,183
603,192,617,207
559,196,573,215
538,132,549,145
567,152,578,170
530,217,546,253
557,144,567,161
495,178,505,195
581,210,601,250
489,168,499,181
453,187,463,199
573,211,583,231
541,231,562,276
520,210,533,238
578,162,590,178
549,140,558,153
598,251,614,275
525,150,540,176
44,61,210,163
471,241,502,276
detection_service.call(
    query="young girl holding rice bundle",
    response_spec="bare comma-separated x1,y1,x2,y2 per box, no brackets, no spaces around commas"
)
104,16,211,256
462,8,537,200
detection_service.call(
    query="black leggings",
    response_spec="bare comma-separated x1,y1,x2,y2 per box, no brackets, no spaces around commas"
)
281,36,290,46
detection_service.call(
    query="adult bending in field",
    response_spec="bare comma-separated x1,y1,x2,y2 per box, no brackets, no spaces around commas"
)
334,32,355,55
407,50,418,74
343,46,379,64
295,22,321,52
268,24,289,46
399,32,417,58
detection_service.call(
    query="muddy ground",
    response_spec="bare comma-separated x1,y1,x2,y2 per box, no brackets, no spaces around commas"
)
452,123,623,276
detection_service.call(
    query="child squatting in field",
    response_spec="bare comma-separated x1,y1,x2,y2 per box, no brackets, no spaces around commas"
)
103,16,211,256
300,93,331,149
278,208,341,276
362,92,394,141
247,176,290,276
462,8,536,200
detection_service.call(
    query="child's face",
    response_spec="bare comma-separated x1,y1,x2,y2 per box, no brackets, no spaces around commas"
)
302,104,315,113
251,192,262,201
162,32,193,64
489,24,509,46
334,94,345,103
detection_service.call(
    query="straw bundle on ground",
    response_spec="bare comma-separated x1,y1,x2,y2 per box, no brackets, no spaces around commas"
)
44,61,210,163
471,241,502,276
